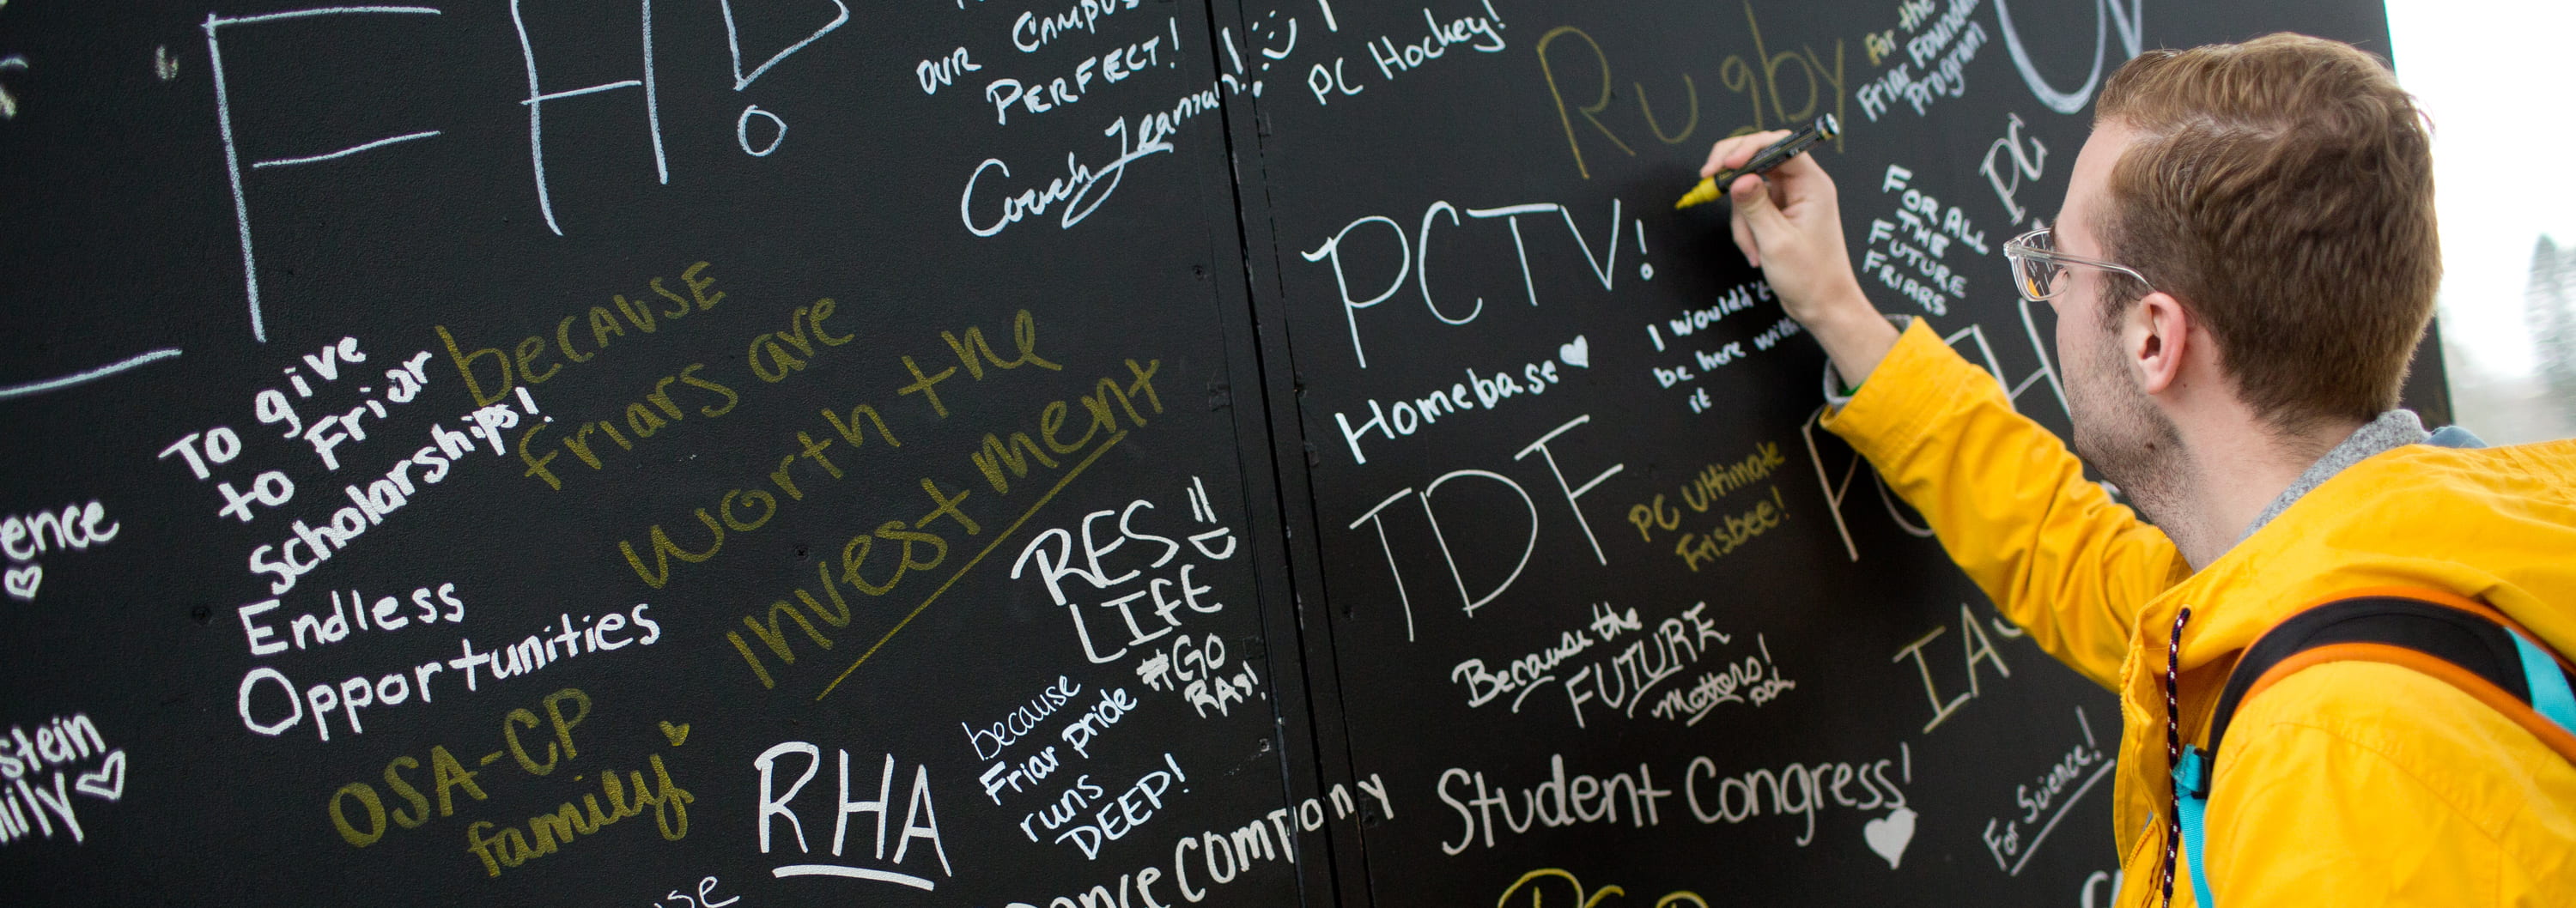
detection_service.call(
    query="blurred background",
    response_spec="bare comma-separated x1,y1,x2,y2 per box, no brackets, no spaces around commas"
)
2387,0,2576,443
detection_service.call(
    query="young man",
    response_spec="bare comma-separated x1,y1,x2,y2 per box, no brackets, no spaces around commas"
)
1704,33,2576,906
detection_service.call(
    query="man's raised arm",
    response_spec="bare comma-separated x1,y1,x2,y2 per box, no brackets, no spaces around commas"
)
1704,134,2182,687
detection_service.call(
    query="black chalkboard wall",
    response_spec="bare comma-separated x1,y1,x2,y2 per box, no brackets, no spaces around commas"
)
0,0,2441,905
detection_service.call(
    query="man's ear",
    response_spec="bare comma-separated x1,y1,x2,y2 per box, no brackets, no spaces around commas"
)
2128,291,2193,396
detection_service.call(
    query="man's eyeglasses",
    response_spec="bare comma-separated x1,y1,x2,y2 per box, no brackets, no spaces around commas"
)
2001,225,2152,302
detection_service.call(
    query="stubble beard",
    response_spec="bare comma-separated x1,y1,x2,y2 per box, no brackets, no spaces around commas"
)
2068,327,2189,530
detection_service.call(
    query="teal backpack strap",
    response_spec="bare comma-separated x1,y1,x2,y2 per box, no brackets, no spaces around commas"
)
2512,632,2576,734
2169,593,2576,908
2171,748,2217,908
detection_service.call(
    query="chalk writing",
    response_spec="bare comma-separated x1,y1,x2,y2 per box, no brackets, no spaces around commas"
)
1982,707,2111,875
1862,164,1987,316
1133,633,1262,717
437,262,725,409
1348,415,1624,639
1000,778,1392,907
1330,339,1574,464
519,294,848,491
1451,602,1636,714
1646,633,1797,725
1453,602,1792,730
1981,112,2050,226
756,743,951,891
0,348,185,402
325,688,695,880
1302,197,1631,368
960,88,1223,238
1893,604,2015,733
1496,869,1704,908
247,400,526,596
1537,15,1845,180
718,335,1165,700
1438,755,1671,852
1658,281,1771,342
1364,2,1507,85
650,875,741,908
237,600,659,743
0,712,125,846
1671,487,1789,571
629,309,1082,594
1560,602,1731,727
1626,442,1789,544
1635,280,1807,409
982,36,1163,125
918,45,981,94
966,675,1084,763
465,748,693,876
1,500,117,603
1013,481,1256,717
236,583,465,657
0,53,22,120
1011,0,1147,55
1681,746,1914,860
447,605,665,693
1994,0,2145,114
166,336,432,527
1050,753,1188,859
203,4,450,341
1854,0,1986,122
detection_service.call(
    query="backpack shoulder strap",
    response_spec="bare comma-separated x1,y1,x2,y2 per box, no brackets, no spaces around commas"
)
2172,587,2576,908
2203,587,2576,766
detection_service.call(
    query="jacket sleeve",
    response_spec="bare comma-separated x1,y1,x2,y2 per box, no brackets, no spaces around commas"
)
1817,318,2185,690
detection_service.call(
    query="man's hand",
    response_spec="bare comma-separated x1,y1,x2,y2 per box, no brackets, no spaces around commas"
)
1702,131,1899,384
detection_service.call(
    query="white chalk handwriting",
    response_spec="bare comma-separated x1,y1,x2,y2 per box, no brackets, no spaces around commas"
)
1002,775,1393,907
1330,338,1579,464
1347,416,1625,639
0,712,125,846
756,744,952,892
1982,707,2112,875
0,500,117,603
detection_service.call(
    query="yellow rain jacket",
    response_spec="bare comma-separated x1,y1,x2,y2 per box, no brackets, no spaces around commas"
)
1821,319,2576,907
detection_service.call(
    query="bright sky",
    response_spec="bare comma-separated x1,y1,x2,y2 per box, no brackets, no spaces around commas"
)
2385,0,2576,378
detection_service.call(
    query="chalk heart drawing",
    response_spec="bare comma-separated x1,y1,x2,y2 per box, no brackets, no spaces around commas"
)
1863,806,1917,869
75,749,125,801
3,563,39,601
1559,336,1590,369
659,721,690,748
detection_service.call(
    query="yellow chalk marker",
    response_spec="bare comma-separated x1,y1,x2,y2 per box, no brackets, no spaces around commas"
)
1675,113,1843,210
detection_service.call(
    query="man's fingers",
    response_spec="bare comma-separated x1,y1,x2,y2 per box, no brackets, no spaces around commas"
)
1701,130,1791,178
1730,204,1760,268
1699,136,1747,178
1759,149,1838,208
1722,130,1793,170
1699,138,1744,179
1730,173,1795,247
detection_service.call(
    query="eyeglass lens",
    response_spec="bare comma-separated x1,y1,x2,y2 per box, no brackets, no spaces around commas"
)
2015,227,2058,300
2019,255,2054,300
